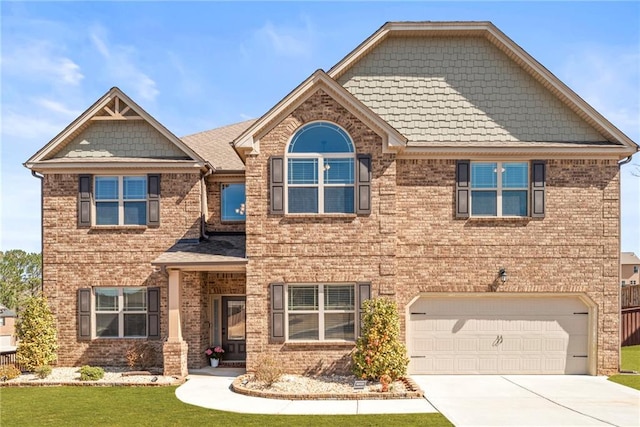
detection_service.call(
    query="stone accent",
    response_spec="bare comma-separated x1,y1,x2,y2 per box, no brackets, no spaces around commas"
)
163,340,189,377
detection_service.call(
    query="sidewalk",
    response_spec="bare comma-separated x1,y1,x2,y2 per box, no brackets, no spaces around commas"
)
175,367,438,415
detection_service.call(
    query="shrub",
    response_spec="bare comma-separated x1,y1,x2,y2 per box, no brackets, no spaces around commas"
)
126,342,157,370
35,365,52,379
352,297,409,383
0,364,21,381
15,295,58,371
79,365,104,381
253,355,284,386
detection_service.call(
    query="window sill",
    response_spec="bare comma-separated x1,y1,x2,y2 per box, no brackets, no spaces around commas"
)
282,214,357,219
89,225,148,230
467,216,530,221
283,341,356,348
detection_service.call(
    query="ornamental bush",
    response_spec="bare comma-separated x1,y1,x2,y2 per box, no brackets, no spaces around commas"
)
352,297,409,382
126,342,157,370
79,365,104,381
0,364,21,381
15,295,58,371
35,364,52,379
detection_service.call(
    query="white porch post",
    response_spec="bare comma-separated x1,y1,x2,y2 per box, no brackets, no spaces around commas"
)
167,269,183,342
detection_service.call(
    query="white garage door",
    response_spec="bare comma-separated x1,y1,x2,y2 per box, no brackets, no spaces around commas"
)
408,296,589,374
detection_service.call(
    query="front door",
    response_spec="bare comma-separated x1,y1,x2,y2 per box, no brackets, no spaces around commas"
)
221,296,246,360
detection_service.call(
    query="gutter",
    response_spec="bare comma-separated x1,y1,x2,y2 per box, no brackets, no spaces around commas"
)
200,162,215,240
618,155,634,166
30,170,45,294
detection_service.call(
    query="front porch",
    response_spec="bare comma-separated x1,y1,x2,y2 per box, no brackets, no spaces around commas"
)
152,234,247,376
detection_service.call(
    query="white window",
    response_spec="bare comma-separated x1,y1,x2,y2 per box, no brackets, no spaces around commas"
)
634,266,639,274
0,318,5,326
95,176,147,225
94,288,147,338
287,284,355,341
285,122,355,214
632,280,637,285
471,162,529,216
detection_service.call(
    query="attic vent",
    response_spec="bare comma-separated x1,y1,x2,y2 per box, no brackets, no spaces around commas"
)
91,96,143,121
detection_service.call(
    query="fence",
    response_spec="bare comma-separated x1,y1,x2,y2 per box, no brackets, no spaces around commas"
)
621,307,640,347
0,350,22,370
621,285,640,309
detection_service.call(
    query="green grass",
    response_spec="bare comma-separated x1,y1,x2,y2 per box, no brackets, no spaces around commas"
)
608,345,640,390
0,386,452,427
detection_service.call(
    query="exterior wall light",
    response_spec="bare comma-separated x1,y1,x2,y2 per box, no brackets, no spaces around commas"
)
499,268,507,283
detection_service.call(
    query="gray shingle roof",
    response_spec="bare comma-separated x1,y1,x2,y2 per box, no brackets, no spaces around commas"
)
181,119,256,171
152,235,247,267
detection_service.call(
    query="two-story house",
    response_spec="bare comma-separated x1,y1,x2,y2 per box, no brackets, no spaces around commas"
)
621,252,640,287
25,22,638,377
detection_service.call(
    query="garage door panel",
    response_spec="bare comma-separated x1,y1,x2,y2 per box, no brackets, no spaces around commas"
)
408,296,590,375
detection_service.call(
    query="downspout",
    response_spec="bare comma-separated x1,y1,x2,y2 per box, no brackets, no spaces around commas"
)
31,170,45,294
200,162,215,240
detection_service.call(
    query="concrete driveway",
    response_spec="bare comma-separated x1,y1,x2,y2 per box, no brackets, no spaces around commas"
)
412,375,640,427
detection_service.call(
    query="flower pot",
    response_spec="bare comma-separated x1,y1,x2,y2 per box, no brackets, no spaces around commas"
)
210,358,219,368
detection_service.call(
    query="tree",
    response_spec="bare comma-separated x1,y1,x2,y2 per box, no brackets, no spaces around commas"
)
352,297,409,383
0,250,41,311
16,295,58,371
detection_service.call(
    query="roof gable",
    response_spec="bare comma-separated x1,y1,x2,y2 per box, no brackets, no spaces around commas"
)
25,87,207,171
233,70,407,156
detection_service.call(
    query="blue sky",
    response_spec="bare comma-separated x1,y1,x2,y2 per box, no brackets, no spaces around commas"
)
1,1,639,255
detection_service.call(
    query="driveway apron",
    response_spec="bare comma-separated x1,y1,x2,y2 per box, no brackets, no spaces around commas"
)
412,375,640,427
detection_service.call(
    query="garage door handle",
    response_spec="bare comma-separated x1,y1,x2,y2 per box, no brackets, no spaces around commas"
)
411,312,426,315
410,356,426,358
573,355,588,358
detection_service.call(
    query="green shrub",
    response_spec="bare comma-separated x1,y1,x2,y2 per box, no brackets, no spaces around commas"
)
126,342,157,370
15,295,58,371
79,365,104,381
0,364,21,381
35,365,52,379
253,355,284,386
352,297,409,382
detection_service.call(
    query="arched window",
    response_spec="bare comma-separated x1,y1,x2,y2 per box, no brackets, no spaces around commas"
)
285,122,355,214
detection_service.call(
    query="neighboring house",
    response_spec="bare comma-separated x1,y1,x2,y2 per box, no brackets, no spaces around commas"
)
0,305,17,352
621,252,640,286
24,22,638,377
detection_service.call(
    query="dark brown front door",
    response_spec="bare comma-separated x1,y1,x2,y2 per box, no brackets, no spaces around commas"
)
222,296,246,360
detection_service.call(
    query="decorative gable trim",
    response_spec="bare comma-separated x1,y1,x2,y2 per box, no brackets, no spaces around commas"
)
328,21,637,156
233,70,407,156
25,87,209,171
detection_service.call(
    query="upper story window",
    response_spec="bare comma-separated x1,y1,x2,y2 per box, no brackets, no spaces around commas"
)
470,162,529,216
634,266,639,274
221,183,246,221
285,122,355,214
95,176,147,225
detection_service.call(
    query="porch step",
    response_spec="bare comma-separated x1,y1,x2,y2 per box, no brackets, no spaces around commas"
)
219,361,246,368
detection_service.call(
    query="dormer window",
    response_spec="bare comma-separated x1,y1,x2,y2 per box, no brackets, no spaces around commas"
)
285,122,355,214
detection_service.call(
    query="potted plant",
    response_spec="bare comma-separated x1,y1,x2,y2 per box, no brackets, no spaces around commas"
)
205,346,224,367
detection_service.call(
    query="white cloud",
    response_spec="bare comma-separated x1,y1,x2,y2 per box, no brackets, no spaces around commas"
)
1,111,64,140
89,25,159,102
255,20,315,58
33,98,81,118
1,41,84,85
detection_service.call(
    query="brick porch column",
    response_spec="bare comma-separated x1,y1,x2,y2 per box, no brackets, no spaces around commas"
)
163,269,188,377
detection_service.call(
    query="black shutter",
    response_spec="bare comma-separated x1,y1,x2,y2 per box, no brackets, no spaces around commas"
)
270,157,284,214
356,154,372,215
456,160,470,218
78,175,92,227
147,287,160,340
531,161,546,218
78,288,91,340
357,282,371,337
147,174,161,226
270,283,285,341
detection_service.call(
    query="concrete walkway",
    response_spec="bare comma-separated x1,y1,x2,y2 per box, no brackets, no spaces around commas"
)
175,367,438,415
412,375,640,427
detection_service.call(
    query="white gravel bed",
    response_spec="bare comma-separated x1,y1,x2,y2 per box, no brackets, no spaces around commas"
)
3,367,180,385
243,374,408,394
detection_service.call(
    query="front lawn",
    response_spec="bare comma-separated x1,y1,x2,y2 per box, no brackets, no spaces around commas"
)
0,386,452,426
608,345,640,390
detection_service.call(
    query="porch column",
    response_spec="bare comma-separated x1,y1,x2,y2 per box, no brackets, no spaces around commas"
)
163,269,188,377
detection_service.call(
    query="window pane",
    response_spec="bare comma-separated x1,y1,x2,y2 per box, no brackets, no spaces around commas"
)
96,202,119,225
324,187,354,213
288,188,318,213
221,183,246,221
288,313,319,340
289,285,318,311
95,177,118,200
95,288,118,311
471,191,497,216
325,285,354,310
123,176,147,199
288,159,318,184
324,313,355,340
289,122,354,153
471,163,497,189
96,313,118,337
324,158,354,184
503,190,528,216
124,288,146,311
124,202,146,225
227,300,246,340
124,314,146,336
503,163,528,188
